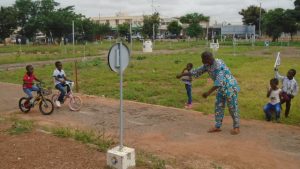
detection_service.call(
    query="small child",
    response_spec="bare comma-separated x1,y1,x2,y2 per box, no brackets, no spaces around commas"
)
23,65,41,103
53,61,70,107
181,63,193,108
275,68,298,117
263,78,282,122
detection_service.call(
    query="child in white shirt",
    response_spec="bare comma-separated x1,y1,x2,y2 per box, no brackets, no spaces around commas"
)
275,68,298,117
263,78,282,122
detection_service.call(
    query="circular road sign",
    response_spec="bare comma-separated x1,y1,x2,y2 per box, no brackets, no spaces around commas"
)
108,43,130,73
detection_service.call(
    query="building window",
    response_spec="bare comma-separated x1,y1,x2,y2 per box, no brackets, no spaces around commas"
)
116,19,119,25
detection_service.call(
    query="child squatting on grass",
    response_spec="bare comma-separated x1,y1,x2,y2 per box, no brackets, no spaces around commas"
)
177,51,240,135
23,65,41,104
53,61,71,108
180,63,193,109
275,68,298,118
263,78,282,122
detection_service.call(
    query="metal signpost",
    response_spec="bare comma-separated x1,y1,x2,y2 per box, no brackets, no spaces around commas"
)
107,42,135,169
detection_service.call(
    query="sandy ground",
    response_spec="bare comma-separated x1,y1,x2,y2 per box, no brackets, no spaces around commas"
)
0,122,107,169
0,82,300,169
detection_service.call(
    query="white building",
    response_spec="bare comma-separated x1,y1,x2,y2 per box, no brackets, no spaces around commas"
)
91,12,209,38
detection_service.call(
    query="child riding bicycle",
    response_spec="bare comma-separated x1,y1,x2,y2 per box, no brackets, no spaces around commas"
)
53,61,71,107
23,65,41,104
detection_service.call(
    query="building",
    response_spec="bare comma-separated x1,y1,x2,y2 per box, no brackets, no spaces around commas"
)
91,12,209,39
91,12,143,29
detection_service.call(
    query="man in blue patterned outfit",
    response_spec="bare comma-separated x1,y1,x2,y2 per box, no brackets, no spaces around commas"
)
177,51,240,135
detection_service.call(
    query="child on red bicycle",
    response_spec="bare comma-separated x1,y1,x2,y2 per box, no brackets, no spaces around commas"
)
23,65,41,103
53,61,71,107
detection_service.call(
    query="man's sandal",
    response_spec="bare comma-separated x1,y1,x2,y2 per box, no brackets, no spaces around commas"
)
207,127,221,133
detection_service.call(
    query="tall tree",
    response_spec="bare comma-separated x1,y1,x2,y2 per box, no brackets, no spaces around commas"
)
117,23,130,37
95,23,111,37
239,5,266,32
282,9,298,40
295,0,300,9
14,0,37,28
180,13,209,39
262,8,285,41
45,6,81,39
186,23,202,39
142,12,160,39
294,0,300,23
180,13,209,24
0,6,18,41
167,21,182,37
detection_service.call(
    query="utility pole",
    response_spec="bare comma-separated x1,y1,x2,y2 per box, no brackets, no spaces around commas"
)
152,0,155,42
259,2,262,37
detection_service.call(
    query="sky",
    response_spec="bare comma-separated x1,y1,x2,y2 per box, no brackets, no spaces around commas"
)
0,0,295,24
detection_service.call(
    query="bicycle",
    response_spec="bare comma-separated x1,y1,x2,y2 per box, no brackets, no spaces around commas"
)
51,81,82,111
19,82,54,115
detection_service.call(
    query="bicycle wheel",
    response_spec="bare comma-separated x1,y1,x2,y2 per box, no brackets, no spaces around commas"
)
39,98,54,115
51,94,59,107
19,97,31,113
68,95,82,111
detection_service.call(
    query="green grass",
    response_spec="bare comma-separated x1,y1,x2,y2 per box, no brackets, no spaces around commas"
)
2,40,298,65
0,45,299,125
7,119,34,135
52,127,114,152
136,151,166,169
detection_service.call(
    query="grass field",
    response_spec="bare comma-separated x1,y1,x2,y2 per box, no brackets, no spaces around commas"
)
0,43,299,125
1,39,299,65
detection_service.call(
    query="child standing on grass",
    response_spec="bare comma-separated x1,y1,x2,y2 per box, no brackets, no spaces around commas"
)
180,63,193,109
23,65,41,104
264,78,282,122
53,61,70,108
275,68,298,117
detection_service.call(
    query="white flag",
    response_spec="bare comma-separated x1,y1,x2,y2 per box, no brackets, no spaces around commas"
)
274,52,281,68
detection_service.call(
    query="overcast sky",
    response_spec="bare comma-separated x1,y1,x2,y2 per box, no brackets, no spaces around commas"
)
0,0,295,24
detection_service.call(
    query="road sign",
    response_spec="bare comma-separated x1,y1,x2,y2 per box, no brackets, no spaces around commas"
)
108,43,130,73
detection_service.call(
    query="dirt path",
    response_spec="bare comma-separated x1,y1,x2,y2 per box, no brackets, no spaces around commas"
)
1,82,300,169
0,123,107,169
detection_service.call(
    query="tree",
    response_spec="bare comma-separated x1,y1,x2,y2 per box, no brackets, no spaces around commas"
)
14,0,34,29
262,8,285,41
95,23,111,37
0,6,18,42
167,21,182,37
295,0,300,9
117,23,130,37
142,12,160,39
294,0,300,23
186,23,202,39
180,13,209,39
239,5,266,32
282,9,298,40
29,5,77,42
180,13,209,24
